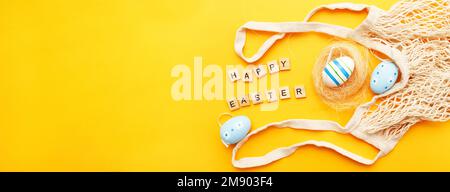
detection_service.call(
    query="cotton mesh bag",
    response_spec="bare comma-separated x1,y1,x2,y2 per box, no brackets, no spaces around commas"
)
231,0,450,168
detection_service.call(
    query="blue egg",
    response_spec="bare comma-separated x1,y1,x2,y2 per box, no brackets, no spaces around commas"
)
370,61,399,94
220,116,251,145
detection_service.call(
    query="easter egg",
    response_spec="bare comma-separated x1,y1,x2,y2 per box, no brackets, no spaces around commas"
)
322,56,355,87
220,115,251,145
370,61,399,94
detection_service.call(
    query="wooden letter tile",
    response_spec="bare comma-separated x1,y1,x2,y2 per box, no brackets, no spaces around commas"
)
267,60,280,74
227,98,240,111
253,64,267,78
265,89,278,103
227,68,240,82
238,95,250,107
242,69,253,82
279,86,291,100
250,92,263,105
279,58,291,71
294,85,306,99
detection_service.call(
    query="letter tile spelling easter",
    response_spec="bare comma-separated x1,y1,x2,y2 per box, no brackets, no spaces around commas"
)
220,116,251,145
370,61,399,94
322,56,355,87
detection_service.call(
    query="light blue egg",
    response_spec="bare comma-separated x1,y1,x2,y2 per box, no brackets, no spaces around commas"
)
370,61,399,94
220,116,251,145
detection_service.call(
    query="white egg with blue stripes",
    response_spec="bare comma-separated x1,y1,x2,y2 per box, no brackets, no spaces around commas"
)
322,56,355,87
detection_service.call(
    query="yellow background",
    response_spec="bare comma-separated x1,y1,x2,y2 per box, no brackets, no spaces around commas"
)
0,0,449,171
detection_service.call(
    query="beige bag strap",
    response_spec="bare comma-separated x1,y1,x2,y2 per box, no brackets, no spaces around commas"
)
231,119,386,168
232,3,388,168
304,3,373,22
234,3,374,63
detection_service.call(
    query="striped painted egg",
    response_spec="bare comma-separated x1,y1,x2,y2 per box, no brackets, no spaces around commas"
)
322,56,355,87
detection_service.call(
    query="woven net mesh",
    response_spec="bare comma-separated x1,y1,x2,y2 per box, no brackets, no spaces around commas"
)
359,0,450,139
